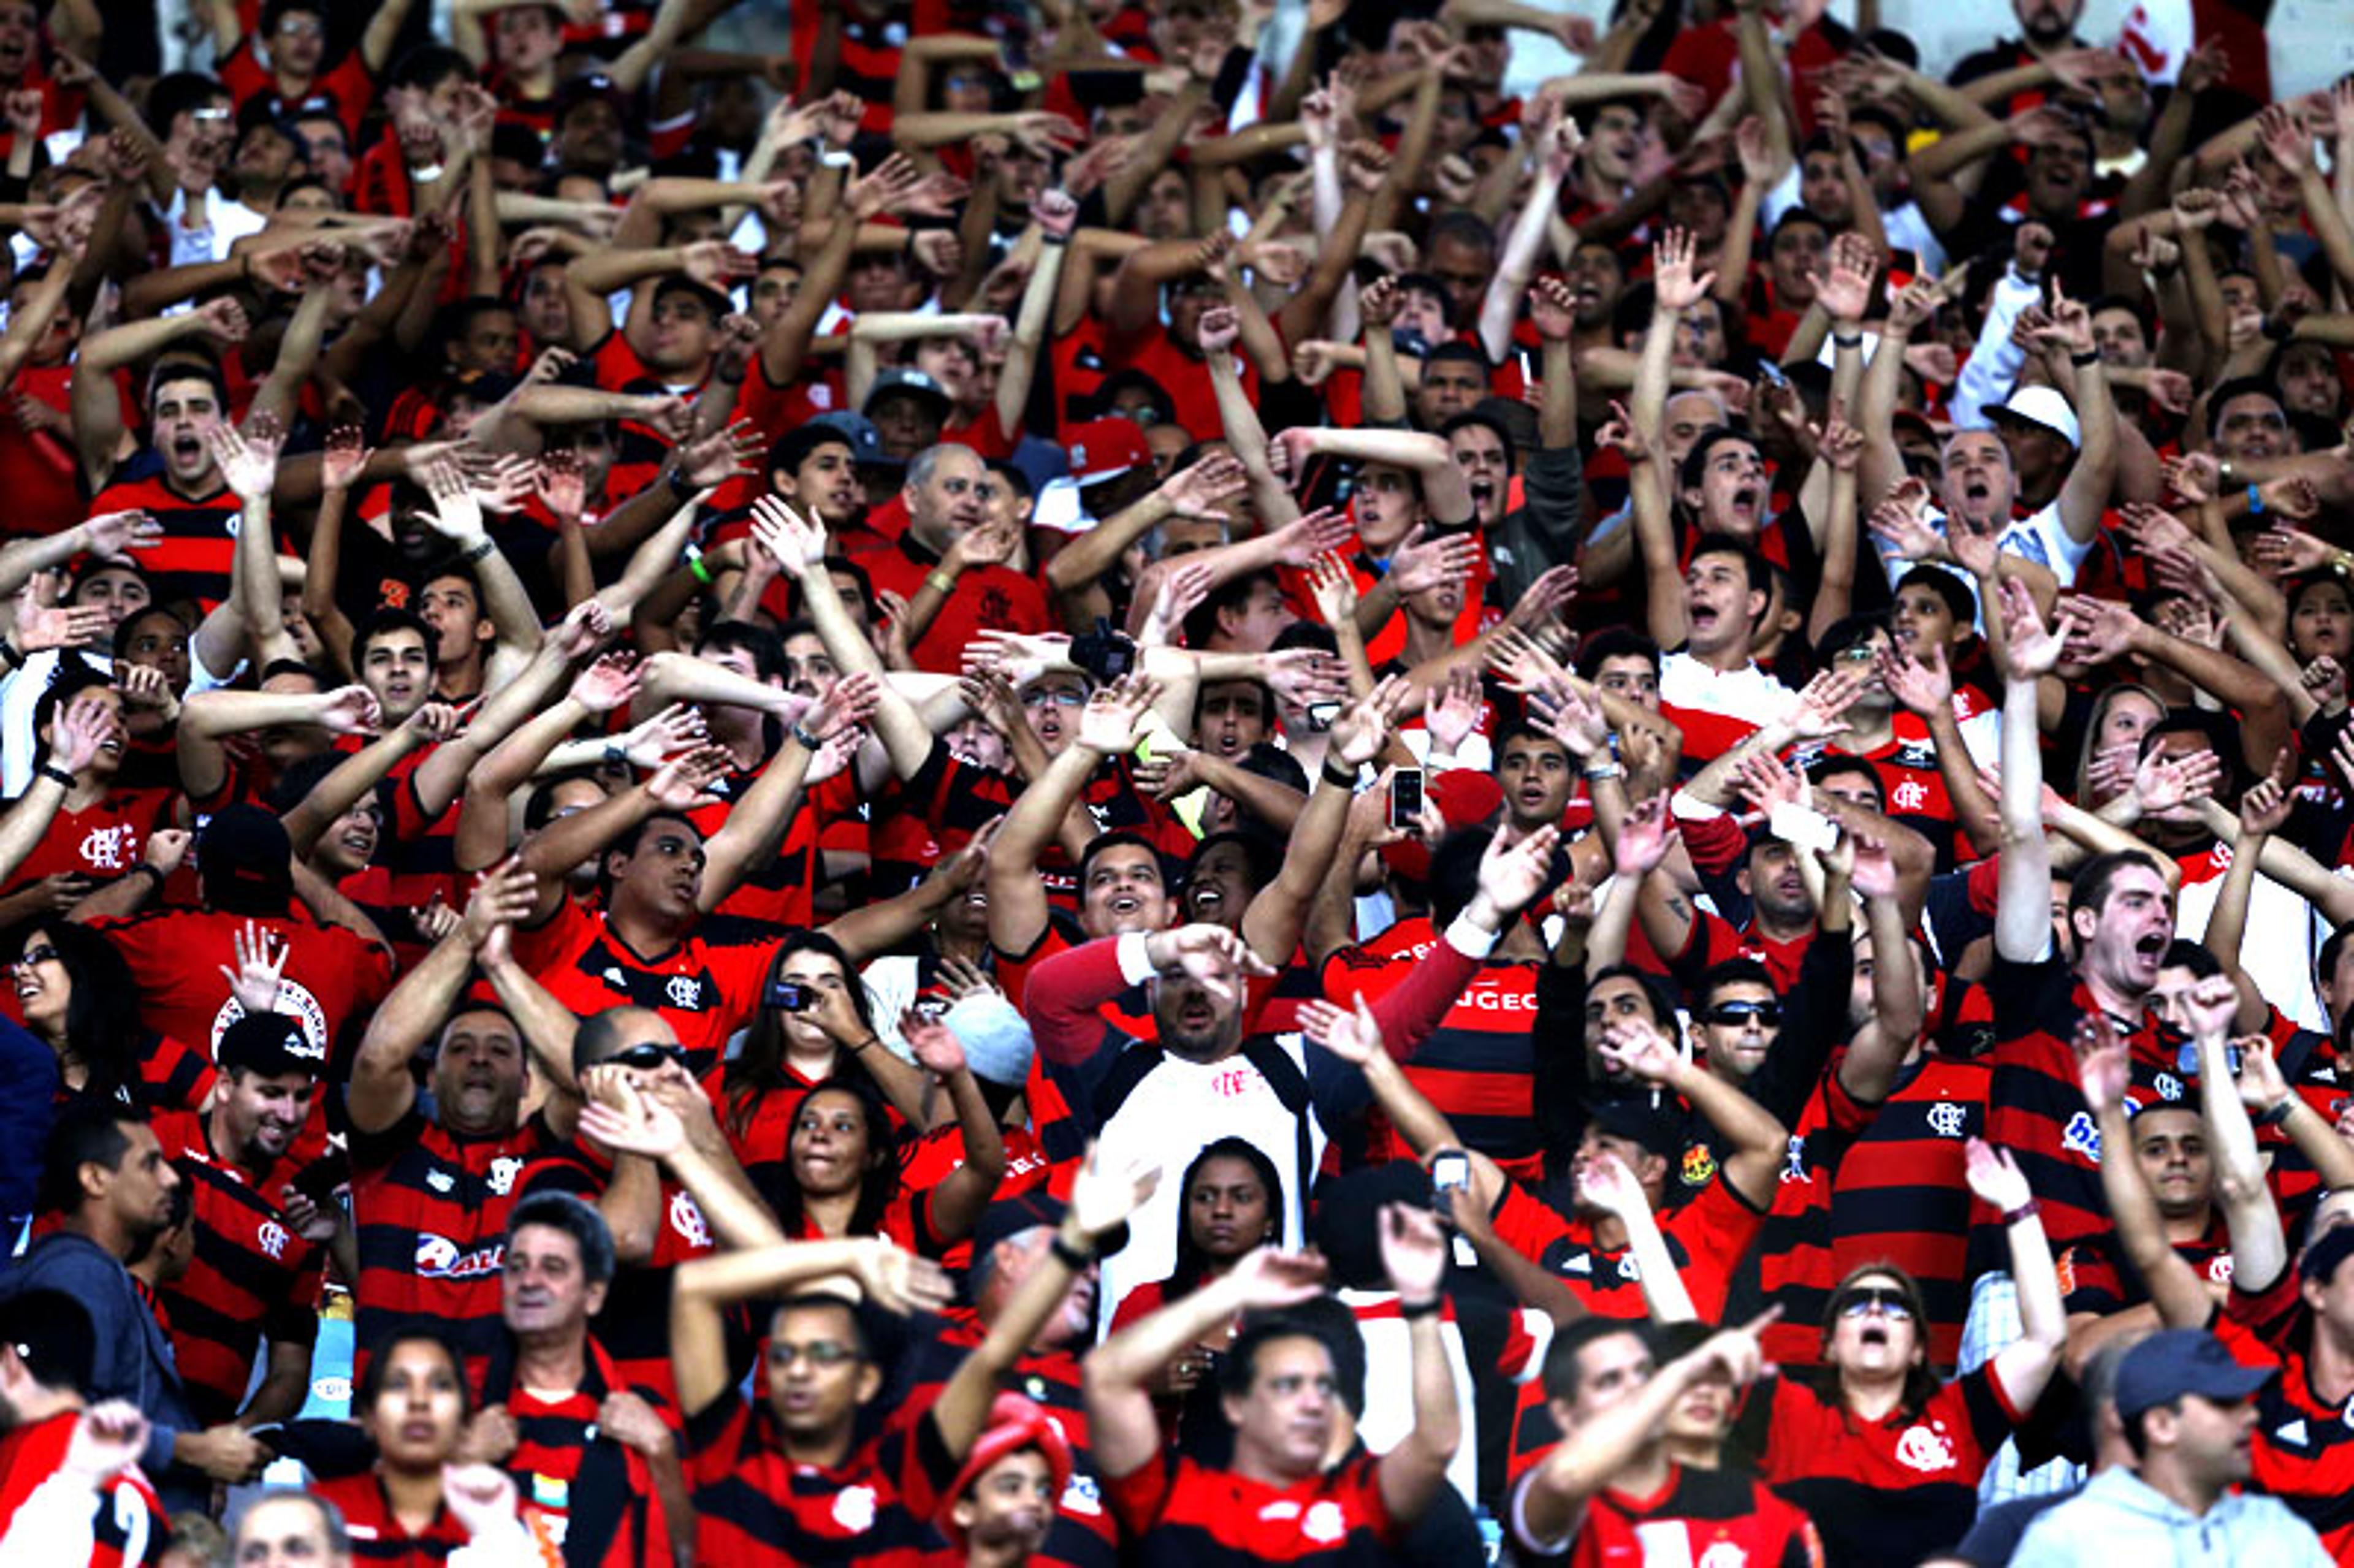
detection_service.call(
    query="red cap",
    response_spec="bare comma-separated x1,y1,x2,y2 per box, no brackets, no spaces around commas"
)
1064,417,1151,486
935,1393,1075,1550
1378,768,1505,883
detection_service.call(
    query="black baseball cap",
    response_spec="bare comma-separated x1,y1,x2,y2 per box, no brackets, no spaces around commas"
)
2111,1328,2271,1418
218,1010,324,1079
2303,1221,2354,1286
1583,1095,1685,1162
199,804,294,915
0,1287,97,1396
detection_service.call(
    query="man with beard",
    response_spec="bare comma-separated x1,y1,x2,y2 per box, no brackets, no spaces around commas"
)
146,1013,332,1440
1950,0,2094,117
0,1102,212,1510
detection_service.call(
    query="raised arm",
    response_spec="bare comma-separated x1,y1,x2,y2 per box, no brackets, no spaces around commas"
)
1993,579,2062,962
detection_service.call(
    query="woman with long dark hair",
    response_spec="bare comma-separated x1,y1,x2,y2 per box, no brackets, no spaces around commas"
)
9,921,249,1109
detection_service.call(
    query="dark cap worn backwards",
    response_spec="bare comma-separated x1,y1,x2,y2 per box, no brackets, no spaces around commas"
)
198,803,294,915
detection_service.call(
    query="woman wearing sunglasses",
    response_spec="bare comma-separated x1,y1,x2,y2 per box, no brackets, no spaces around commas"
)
1739,1137,2069,1568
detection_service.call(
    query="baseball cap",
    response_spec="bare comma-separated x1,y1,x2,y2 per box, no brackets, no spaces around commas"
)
1989,384,2082,449
806,411,899,470
1582,1094,1687,1162
2111,1328,2271,1418
199,804,294,915
864,367,953,422
1063,417,1151,488
652,272,733,323
0,1287,97,1396
218,1010,326,1078
553,71,628,123
935,1394,1075,1551
967,1190,1068,1265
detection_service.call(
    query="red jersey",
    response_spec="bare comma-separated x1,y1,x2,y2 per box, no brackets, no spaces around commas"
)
0,360,83,540
217,47,376,142
508,897,775,1079
93,902,392,1068
84,471,243,611
0,1410,167,1566
682,1390,956,1566
851,535,1053,675
312,1471,473,1565
481,1336,676,1568
1106,1449,1399,1566
2,788,176,890
1509,1460,1824,1567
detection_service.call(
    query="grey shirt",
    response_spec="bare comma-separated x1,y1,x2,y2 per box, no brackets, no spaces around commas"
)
2008,1465,2331,1566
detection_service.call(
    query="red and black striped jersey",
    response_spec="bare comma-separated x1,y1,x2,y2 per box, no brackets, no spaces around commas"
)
516,1144,718,1407
0,1411,167,1566
1106,1448,1399,1566
1508,1460,1824,1567
1985,951,2171,1254
347,1108,569,1388
479,1336,676,1568
681,1389,956,1566
148,1109,324,1426
1827,1054,1987,1367
1750,1366,2018,1568
682,764,858,934
86,472,244,611
2215,1326,2354,1558
507,897,774,1079
898,1320,1115,1567
2058,1216,2233,1317
866,740,1014,894
311,1471,472,1565
1321,934,1545,1179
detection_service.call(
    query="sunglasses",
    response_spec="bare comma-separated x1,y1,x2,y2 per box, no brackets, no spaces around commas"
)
769,1339,860,1369
1840,1287,1913,1322
14,945,59,968
1705,1000,1783,1027
605,1042,687,1071
1022,689,1086,709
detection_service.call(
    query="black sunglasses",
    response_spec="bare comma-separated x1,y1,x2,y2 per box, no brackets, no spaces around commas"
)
1839,1287,1913,1322
1705,1000,1783,1027
605,1042,687,1071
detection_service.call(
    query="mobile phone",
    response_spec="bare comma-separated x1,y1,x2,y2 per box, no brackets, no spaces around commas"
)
1390,768,1425,831
1430,1150,1478,1267
1306,699,1341,733
766,978,815,1013
1769,799,1839,855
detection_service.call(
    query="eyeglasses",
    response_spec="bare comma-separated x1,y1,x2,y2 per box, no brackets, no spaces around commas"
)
1705,1000,1783,1027
276,17,324,36
1834,644,1879,665
1021,689,1085,709
1839,1287,1913,1322
604,1042,687,1071
769,1339,860,1369
15,945,59,968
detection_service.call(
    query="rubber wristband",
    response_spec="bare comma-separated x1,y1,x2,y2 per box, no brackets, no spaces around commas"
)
1049,1235,1094,1271
1397,1295,1442,1320
2069,348,2100,367
129,863,164,888
686,547,713,585
1583,761,1623,781
2255,1100,2293,1128
790,723,825,751
2247,484,2265,517
462,538,496,563
2000,1199,2042,1227
926,569,959,595
36,764,74,789
0,636,20,669
1041,234,1070,248
1321,759,1358,790
1832,332,1862,348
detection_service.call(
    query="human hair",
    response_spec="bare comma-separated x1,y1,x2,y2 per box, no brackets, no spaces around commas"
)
506,1190,617,1288
2317,916,2354,993
1540,1315,1655,1401
356,1322,474,1417
355,605,439,669
1676,426,1759,500
696,617,787,682
38,1100,143,1217
29,662,114,765
1425,338,1492,378
231,1491,350,1560
1805,753,1886,810
1076,830,1164,898
386,43,476,94
1811,611,1887,668
1587,963,1683,1030
2067,850,2168,930
2204,375,2285,439
1689,534,1769,597
767,422,855,481
522,770,603,832
2160,939,2223,980
1167,1137,1286,1298
726,929,880,1136
147,356,230,416
1439,408,1517,472
1182,569,1282,649
1576,626,1661,680
148,72,233,134
1697,957,1777,1013
771,1293,872,1360
10,925,142,1106
1216,1314,1337,1404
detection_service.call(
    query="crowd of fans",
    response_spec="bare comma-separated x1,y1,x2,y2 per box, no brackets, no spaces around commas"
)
0,0,2348,1561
